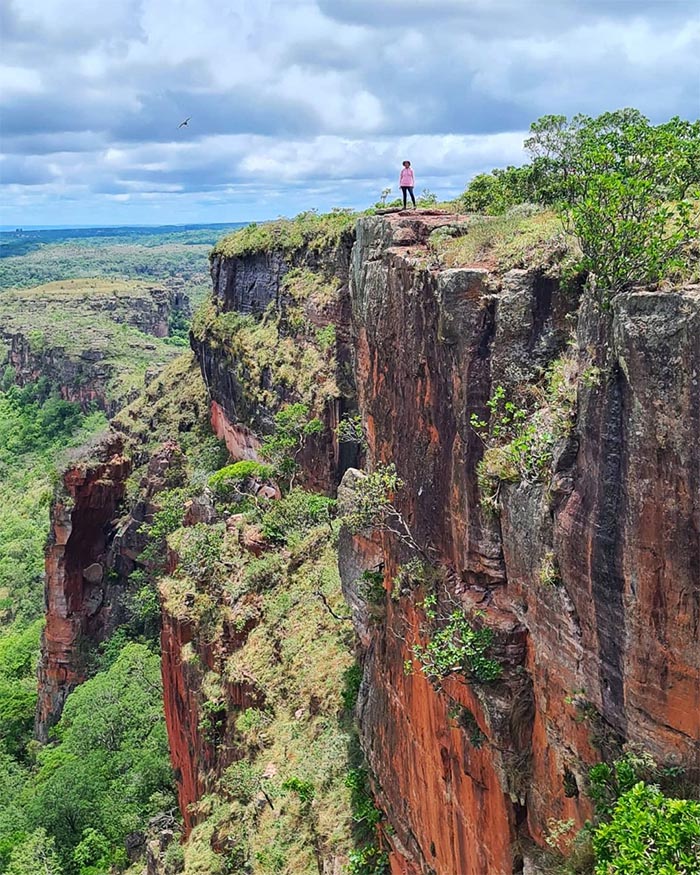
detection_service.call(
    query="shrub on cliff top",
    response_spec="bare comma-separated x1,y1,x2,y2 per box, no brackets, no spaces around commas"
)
458,110,700,294
536,111,700,297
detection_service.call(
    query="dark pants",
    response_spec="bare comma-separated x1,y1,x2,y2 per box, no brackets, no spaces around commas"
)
401,186,416,208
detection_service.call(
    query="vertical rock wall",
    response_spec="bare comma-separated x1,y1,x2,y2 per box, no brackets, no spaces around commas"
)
36,435,131,740
340,212,700,874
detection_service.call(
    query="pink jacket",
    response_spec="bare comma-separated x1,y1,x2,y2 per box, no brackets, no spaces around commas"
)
399,166,414,187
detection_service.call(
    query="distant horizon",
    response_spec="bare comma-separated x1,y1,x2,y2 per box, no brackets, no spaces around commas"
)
0,221,250,233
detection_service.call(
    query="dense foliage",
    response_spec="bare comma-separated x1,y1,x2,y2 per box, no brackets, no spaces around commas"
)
0,645,173,875
459,109,699,296
546,751,700,875
0,378,175,875
593,783,700,874
0,378,107,620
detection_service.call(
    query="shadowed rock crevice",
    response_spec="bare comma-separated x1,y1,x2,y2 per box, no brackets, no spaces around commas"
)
589,362,627,733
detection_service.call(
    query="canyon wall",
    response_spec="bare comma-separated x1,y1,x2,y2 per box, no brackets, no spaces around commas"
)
36,434,132,740
340,212,700,874
1,283,187,414
36,436,186,740
193,227,358,492
35,210,699,873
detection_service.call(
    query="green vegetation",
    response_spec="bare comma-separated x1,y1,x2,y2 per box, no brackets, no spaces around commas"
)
113,352,222,469
0,380,108,780
593,783,700,874
410,594,502,685
341,463,422,557
161,507,375,874
456,110,699,295
146,398,388,874
260,488,336,545
260,403,324,486
523,111,699,295
208,460,274,502
432,207,575,275
541,751,700,875
0,224,243,304
0,376,180,874
0,620,43,759
0,644,173,875
345,767,388,874
211,209,355,260
472,357,578,513
191,300,339,420
539,551,561,587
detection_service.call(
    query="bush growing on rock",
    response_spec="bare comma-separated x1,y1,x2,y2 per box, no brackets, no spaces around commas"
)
260,488,335,545
208,460,274,502
462,109,700,297
592,783,700,875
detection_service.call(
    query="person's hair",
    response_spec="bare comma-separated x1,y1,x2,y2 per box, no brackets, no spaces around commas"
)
402,160,411,166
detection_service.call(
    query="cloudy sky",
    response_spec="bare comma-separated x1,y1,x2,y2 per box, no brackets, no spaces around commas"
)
1,0,698,226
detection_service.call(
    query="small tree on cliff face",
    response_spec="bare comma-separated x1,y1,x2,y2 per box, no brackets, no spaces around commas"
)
524,110,700,297
260,403,323,489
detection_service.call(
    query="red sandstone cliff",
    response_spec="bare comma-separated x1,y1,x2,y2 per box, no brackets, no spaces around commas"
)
35,211,699,873
36,434,131,740
338,212,700,875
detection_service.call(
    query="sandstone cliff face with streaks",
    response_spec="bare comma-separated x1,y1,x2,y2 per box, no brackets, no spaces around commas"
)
36,434,132,740
339,212,699,874
36,211,699,873
36,438,185,741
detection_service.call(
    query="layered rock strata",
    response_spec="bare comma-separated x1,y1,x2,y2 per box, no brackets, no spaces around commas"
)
339,212,700,874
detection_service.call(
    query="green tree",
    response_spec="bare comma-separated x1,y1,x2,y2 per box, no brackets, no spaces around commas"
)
0,753,30,870
524,110,700,296
5,829,62,875
26,643,174,871
0,620,42,758
460,165,539,214
593,782,700,874
260,403,323,487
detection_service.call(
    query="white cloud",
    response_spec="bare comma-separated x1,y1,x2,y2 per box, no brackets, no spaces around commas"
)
0,0,697,224
0,65,42,95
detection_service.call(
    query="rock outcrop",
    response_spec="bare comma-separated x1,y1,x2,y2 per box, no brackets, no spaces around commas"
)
338,212,700,874
36,434,132,740
34,210,699,873
193,225,359,491
36,436,187,740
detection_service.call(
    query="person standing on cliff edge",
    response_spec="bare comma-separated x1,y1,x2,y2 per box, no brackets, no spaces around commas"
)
399,160,416,210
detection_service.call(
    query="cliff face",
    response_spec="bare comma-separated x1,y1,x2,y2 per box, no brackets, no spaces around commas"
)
339,212,700,874
193,227,358,492
36,435,187,740
35,211,699,873
160,597,259,835
36,434,132,740
0,281,187,414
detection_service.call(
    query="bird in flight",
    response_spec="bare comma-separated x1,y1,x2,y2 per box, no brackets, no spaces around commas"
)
178,117,191,128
